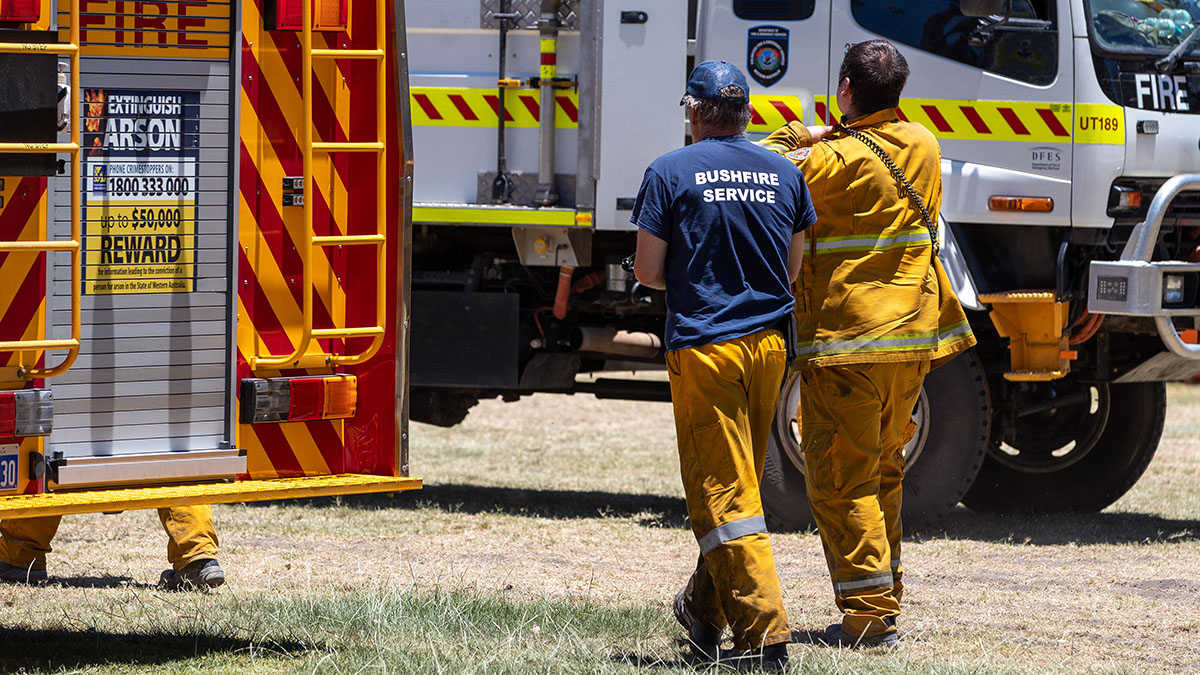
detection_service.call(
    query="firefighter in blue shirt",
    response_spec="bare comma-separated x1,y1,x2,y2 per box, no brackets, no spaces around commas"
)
632,60,816,669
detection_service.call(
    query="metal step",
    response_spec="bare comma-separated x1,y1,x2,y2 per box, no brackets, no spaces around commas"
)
0,474,421,519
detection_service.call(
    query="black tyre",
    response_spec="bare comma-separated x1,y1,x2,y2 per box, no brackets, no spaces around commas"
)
408,387,480,427
962,380,1165,514
761,351,991,533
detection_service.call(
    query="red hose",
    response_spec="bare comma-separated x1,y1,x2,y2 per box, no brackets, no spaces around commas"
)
1069,311,1105,345
553,265,575,320
571,270,606,294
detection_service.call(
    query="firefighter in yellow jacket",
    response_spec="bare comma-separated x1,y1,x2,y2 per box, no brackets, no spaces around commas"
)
760,40,975,646
0,506,225,590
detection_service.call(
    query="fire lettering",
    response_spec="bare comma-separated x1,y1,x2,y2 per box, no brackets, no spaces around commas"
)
71,0,213,50
134,2,168,45
1134,73,1190,112
178,1,209,47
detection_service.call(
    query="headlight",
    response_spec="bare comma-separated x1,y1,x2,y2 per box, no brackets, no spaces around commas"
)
1163,274,1186,306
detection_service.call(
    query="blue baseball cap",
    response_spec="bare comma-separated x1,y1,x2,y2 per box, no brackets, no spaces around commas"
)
684,60,751,104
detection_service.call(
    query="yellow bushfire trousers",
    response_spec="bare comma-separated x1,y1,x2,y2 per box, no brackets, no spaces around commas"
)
667,328,791,651
800,360,929,639
0,505,219,572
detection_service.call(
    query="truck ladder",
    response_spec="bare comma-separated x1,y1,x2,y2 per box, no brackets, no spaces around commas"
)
0,2,82,380
249,0,389,370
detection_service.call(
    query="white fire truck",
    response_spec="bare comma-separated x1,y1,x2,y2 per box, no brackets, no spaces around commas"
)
407,0,1200,529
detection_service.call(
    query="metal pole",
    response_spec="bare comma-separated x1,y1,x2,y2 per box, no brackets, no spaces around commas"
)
534,0,559,206
492,0,515,203
392,0,416,477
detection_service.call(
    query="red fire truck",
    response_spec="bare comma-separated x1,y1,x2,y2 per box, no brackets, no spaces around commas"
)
0,0,419,521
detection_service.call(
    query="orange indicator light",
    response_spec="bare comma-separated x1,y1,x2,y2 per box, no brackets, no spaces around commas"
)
988,196,1054,212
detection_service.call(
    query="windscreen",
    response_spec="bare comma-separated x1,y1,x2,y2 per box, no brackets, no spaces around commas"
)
1089,0,1200,55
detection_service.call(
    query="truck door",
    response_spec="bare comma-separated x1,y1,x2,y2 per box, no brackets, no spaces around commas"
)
593,0,689,230
47,1,241,487
697,0,832,133
828,0,1073,238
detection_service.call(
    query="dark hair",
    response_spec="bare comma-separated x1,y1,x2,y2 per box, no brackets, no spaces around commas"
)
683,88,752,133
838,40,909,114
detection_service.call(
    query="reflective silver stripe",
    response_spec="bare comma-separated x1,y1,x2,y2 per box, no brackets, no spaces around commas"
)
796,334,938,356
814,231,931,254
834,571,894,593
794,310,971,360
938,322,973,344
697,516,768,555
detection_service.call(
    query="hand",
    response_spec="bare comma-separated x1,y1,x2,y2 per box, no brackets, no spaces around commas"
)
620,253,636,274
807,125,835,142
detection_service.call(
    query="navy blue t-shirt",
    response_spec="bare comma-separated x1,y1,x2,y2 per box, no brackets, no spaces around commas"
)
632,134,817,351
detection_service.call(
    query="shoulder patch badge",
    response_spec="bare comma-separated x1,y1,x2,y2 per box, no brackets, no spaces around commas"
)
785,148,811,162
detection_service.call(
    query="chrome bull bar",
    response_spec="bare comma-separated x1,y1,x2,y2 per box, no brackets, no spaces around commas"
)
1088,173,1200,359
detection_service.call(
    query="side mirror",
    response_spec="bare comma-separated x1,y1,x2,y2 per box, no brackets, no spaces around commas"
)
960,0,1004,17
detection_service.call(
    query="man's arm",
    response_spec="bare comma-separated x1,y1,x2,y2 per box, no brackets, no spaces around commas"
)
787,231,804,284
759,121,826,155
634,229,668,290
806,125,835,142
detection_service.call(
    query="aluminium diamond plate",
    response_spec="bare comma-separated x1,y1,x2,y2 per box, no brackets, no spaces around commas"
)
480,0,580,30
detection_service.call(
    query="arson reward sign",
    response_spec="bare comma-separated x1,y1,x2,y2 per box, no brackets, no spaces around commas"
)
82,89,200,295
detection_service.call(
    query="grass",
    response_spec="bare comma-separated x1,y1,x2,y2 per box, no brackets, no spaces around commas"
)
2,586,676,673
0,585,1097,674
1,381,1199,673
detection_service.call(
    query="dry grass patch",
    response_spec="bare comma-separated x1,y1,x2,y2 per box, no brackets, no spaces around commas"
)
1,380,1198,672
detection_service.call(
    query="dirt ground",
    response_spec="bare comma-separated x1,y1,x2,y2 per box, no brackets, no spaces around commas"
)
4,381,1199,673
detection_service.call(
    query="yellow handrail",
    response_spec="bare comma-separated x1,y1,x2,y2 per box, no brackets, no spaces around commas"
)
311,141,384,151
0,142,79,152
0,240,78,251
0,43,77,54
249,0,388,370
310,48,383,59
0,3,82,380
0,338,80,351
312,326,384,338
312,234,385,245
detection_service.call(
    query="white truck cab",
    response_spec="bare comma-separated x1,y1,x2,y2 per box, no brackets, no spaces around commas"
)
405,0,1200,528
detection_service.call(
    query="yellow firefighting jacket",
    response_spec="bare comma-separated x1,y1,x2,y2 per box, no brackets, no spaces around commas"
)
760,109,975,368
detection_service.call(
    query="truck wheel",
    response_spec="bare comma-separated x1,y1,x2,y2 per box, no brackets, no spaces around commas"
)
408,387,480,427
761,351,990,533
962,381,1165,514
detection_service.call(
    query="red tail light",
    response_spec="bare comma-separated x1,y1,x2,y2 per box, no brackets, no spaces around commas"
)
288,378,326,421
268,0,348,32
241,376,357,424
314,0,348,30
0,395,12,438
0,390,54,438
0,0,41,22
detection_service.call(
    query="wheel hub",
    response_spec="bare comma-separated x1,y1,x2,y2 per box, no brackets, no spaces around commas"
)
991,380,1111,474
